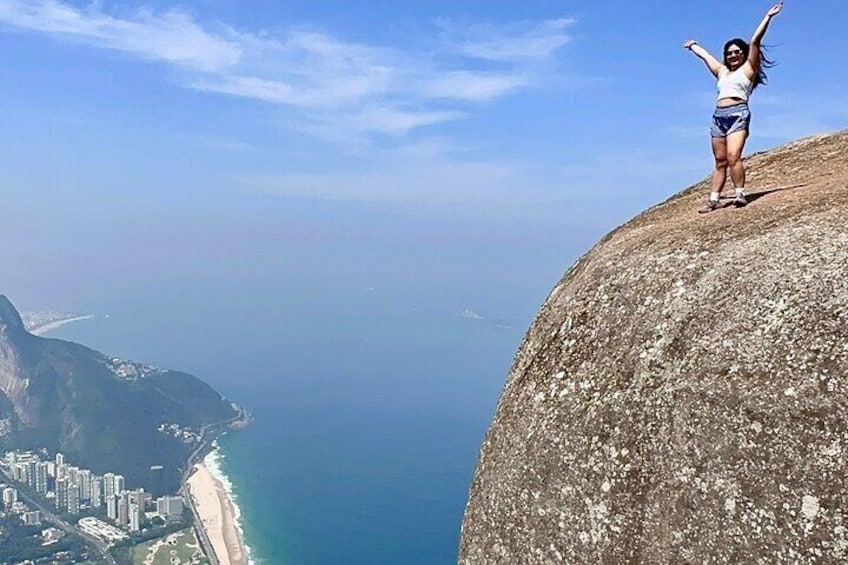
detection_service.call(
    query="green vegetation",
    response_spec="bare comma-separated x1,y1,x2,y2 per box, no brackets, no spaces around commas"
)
0,513,93,564
109,516,195,564
129,528,210,565
120,519,192,547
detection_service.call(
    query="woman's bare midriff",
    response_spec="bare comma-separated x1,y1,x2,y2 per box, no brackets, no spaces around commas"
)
717,97,746,108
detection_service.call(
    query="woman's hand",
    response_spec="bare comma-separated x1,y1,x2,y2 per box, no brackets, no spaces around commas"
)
683,39,697,50
767,2,783,17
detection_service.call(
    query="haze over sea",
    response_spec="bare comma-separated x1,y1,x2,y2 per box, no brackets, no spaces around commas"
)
45,231,576,564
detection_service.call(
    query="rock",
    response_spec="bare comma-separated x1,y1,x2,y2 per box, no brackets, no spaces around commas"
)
459,130,848,564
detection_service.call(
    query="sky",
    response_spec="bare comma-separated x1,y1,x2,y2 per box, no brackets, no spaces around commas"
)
0,0,847,313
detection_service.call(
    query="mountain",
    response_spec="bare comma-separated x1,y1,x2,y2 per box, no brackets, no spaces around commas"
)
0,295,241,493
460,130,848,563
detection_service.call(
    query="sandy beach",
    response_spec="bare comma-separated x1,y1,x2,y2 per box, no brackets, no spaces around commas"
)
29,315,95,336
187,460,249,565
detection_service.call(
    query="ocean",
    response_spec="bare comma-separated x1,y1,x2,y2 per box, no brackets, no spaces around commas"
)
47,279,542,564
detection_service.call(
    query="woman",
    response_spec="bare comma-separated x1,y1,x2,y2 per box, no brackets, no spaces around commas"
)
684,2,783,213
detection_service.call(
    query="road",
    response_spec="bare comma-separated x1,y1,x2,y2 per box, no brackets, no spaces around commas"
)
180,405,250,565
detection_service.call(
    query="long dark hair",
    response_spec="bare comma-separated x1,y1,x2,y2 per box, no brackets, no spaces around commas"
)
723,38,775,90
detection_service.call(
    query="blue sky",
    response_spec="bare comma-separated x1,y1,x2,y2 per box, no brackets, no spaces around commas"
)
1,0,846,313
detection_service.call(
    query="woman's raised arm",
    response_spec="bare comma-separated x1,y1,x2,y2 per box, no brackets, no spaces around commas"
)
684,40,725,78
749,2,783,71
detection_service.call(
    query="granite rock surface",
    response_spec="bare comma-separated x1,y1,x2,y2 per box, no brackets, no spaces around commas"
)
460,130,848,564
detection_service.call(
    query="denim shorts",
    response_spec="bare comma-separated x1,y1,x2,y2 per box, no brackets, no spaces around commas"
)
710,102,751,138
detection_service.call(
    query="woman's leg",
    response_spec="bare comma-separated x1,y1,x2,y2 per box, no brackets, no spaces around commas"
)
710,136,729,198
726,129,749,190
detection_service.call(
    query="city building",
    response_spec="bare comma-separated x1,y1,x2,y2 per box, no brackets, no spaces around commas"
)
15,462,28,483
41,527,65,545
156,495,184,519
117,497,128,527
67,465,79,487
114,474,125,494
91,476,103,508
22,510,41,525
103,472,116,499
78,516,128,544
68,483,80,514
106,494,118,521
79,469,92,501
27,460,37,489
129,502,141,532
35,462,49,494
55,477,69,511
2,487,18,506
2,449,156,532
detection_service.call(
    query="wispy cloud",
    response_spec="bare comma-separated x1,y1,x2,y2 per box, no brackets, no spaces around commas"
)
437,17,575,62
0,1,240,71
278,107,466,149
423,71,529,101
342,106,465,136
0,1,576,138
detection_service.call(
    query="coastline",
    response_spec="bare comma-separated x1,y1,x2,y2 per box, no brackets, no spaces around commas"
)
32,310,257,564
187,444,254,565
29,314,96,336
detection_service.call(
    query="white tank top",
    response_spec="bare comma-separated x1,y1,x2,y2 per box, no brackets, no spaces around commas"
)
717,68,754,102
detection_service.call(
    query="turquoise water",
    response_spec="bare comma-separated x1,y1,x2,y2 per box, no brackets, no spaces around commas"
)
49,284,532,564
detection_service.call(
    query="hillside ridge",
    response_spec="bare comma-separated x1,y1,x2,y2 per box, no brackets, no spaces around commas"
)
0,295,242,493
